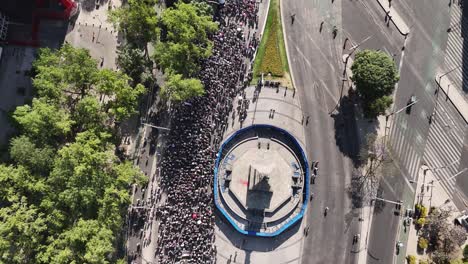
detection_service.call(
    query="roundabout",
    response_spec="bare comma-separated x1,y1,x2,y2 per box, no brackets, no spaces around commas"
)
214,124,309,237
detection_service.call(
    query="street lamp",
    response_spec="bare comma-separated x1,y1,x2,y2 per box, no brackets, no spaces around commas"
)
437,65,461,84
329,36,373,115
383,97,419,148
343,35,372,71
423,167,467,208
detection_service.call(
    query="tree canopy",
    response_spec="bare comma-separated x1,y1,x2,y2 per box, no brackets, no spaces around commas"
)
108,0,159,46
421,208,467,263
351,50,399,118
0,44,147,263
32,43,146,125
161,72,205,102
154,2,218,77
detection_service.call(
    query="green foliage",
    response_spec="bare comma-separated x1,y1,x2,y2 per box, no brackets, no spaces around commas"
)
116,44,153,85
31,44,145,125
38,219,114,264
416,217,426,227
0,165,48,204
154,2,218,77
33,44,98,103
161,72,205,102
0,44,147,262
0,198,47,263
367,95,393,117
190,0,213,16
407,255,417,264
108,0,159,45
419,260,428,264
420,206,428,218
10,136,55,175
253,0,288,78
418,237,429,249
258,4,283,76
449,259,464,264
95,69,146,121
13,98,74,144
351,50,399,118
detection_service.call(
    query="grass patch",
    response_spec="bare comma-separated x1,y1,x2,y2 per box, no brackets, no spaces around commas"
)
252,0,290,85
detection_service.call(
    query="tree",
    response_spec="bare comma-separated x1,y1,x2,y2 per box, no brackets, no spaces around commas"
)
13,98,74,144
418,237,429,250
116,44,153,85
0,198,47,263
48,130,145,223
95,69,146,121
421,208,467,262
32,44,146,125
47,130,117,220
367,95,393,118
351,50,399,118
33,44,98,104
0,164,47,205
161,72,205,102
73,96,107,130
9,136,55,175
38,219,114,264
154,2,218,77
407,255,417,264
108,0,159,47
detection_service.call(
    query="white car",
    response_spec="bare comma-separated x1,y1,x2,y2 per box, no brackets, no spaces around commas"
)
454,214,468,231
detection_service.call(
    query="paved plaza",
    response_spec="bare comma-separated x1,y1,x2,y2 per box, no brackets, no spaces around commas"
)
215,82,310,263
215,124,308,236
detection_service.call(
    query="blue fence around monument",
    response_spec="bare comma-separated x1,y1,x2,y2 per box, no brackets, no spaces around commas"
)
214,124,309,237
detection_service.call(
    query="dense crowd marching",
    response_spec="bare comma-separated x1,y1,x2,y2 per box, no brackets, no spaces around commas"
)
150,1,260,263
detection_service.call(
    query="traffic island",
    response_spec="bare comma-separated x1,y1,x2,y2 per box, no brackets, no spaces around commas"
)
214,124,309,237
252,0,291,88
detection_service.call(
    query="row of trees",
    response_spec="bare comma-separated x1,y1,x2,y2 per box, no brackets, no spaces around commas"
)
419,207,467,263
109,0,218,103
0,44,147,263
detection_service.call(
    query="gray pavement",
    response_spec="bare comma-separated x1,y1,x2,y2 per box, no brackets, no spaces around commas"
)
215,83,306,263
281,0,362,263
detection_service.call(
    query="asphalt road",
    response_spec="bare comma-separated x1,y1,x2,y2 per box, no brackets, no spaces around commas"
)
340,1,408,263
281,0,425,263
281,0,361,263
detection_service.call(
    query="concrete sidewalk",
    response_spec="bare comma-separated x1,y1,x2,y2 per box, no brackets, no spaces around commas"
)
376,0,410,36
435,73,468,124
405,165,466,263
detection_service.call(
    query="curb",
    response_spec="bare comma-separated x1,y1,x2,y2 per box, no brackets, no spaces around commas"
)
279,0,297,91
375,0,410,36
434,75,468,124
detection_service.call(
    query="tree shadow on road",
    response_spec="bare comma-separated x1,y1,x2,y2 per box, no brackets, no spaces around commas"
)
331,91,367,168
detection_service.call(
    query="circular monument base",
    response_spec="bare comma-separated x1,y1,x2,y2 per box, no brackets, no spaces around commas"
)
214,125,309,237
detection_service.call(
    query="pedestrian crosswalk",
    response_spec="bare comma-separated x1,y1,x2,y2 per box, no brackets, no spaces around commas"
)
388,113,425,183
422,96,467,204
442,3,468,101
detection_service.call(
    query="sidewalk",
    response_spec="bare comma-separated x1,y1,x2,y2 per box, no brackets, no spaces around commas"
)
435,73,468,124
376,0,410,36
405,165,466,263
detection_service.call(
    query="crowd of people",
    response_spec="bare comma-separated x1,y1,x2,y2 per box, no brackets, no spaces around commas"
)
153,0,261,262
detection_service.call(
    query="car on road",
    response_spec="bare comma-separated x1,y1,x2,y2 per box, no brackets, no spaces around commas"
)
454,214,468,231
